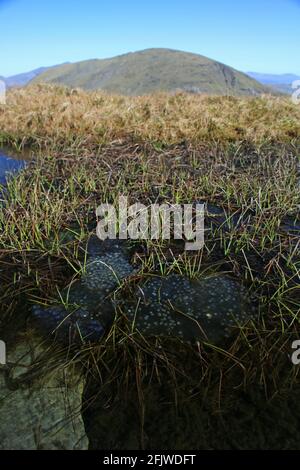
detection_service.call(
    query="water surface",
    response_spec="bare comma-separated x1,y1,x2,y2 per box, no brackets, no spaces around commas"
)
0,148,28,184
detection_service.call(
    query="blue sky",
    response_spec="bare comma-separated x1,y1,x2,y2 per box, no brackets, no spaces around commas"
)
1,0,300,76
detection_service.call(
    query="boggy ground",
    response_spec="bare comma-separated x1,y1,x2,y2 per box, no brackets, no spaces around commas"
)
0,85,299,449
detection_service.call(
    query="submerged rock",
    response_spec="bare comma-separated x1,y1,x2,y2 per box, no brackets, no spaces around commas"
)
124,274,256,344
0,334,88,449
31,238,134,344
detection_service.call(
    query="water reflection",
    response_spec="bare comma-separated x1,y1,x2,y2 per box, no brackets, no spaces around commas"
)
0,149,27,184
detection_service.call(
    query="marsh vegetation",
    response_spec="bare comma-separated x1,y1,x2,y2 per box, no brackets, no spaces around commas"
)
0,85,299,449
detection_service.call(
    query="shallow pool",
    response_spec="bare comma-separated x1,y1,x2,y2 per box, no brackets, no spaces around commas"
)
0,149,27,184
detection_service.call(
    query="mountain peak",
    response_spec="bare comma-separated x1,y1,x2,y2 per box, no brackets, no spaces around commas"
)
31,49,270,97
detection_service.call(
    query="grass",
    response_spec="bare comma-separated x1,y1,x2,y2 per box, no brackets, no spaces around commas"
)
0,85,299,448
1,85,300,151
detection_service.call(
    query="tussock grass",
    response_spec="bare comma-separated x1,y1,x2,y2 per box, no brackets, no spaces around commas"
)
0,84,300,151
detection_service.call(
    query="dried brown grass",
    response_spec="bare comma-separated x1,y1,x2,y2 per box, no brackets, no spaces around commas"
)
1,84,299,151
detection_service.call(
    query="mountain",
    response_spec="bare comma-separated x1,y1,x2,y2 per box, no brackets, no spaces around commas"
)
31,48,270,96
5,67,51,87
247,72,300,94
1,67,51,88
2,63,70,88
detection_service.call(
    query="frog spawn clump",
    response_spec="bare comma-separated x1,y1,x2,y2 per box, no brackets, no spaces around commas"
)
31,236,257,345
32,242,135,343
82,253,133,292
124,274,256,344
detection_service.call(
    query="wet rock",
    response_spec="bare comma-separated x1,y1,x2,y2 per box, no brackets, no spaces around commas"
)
124,274,256,344
31,237,134,344
0,334,88,449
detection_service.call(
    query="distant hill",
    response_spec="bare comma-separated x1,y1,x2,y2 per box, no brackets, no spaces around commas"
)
4,67,51,88
247,72,300,94
31,48,270,96
2,63,70,88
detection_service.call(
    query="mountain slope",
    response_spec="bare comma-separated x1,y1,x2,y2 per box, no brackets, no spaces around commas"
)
31,48,270,96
